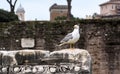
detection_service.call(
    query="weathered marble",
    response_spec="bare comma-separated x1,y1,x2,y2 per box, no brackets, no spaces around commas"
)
0,51,18,66
15,50,50,65
0,49,91,74
50,48,91,72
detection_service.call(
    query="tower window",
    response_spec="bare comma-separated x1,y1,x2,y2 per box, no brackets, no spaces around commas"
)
101,6,103,10
20,14,23,18
112,5,114,9
106,6,107,9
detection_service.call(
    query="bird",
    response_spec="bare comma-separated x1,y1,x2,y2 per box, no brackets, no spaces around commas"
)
59,25,80,49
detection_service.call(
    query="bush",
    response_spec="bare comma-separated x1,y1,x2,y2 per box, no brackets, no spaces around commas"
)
0,9,19,22
55,16,67,21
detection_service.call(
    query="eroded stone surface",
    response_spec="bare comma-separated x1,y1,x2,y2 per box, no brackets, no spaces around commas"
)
0,49,91,74
50,48,91,72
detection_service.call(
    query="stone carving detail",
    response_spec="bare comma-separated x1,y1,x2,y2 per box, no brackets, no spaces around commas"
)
0,49,91,74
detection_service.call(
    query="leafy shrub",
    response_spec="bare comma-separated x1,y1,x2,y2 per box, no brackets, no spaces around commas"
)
0,9,19,22
55,16,67,21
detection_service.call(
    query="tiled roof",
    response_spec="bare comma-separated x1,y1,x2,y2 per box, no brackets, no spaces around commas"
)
50,3,68,11
16,4,25,13
100,1,120,6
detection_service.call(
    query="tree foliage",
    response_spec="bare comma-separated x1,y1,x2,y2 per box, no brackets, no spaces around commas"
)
55,15,78,22
55,16,67,21
0,9,19,22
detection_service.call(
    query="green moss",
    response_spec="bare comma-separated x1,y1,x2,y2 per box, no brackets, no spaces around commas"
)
0,19,119,51
0,19,119,38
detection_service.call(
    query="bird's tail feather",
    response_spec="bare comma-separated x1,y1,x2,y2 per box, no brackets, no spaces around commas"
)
58,43,64,46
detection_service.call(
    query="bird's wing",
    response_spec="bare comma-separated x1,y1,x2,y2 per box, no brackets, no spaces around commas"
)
60,33,73,43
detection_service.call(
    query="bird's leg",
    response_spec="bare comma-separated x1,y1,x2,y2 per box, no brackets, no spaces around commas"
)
70,44,72,49
70,44,74,49
72,44,75,49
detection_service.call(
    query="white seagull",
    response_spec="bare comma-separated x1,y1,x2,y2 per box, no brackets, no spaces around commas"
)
59,25,80,49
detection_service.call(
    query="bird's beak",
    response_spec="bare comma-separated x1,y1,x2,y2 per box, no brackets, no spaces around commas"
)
74,25,76,28
78,24,80,28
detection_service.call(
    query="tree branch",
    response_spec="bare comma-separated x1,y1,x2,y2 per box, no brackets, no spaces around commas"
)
7,0,10,3
14,0,18,6
6,0,18,13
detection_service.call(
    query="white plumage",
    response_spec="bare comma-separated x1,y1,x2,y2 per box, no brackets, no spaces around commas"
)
59,25,80,49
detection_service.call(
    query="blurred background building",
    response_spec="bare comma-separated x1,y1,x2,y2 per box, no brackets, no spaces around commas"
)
16,4,25,21
49,3,68,21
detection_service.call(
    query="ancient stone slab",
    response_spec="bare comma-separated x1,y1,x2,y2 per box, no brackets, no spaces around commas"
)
21,38,35,48
0,49,91,74
49,48,92,73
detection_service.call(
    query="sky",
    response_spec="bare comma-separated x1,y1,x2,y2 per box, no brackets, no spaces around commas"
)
0,0,109,21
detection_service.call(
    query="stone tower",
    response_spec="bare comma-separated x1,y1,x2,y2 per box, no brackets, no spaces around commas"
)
49,3,68,21
16,4,25,21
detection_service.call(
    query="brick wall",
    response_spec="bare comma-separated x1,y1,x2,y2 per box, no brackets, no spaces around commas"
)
50,9,68,21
